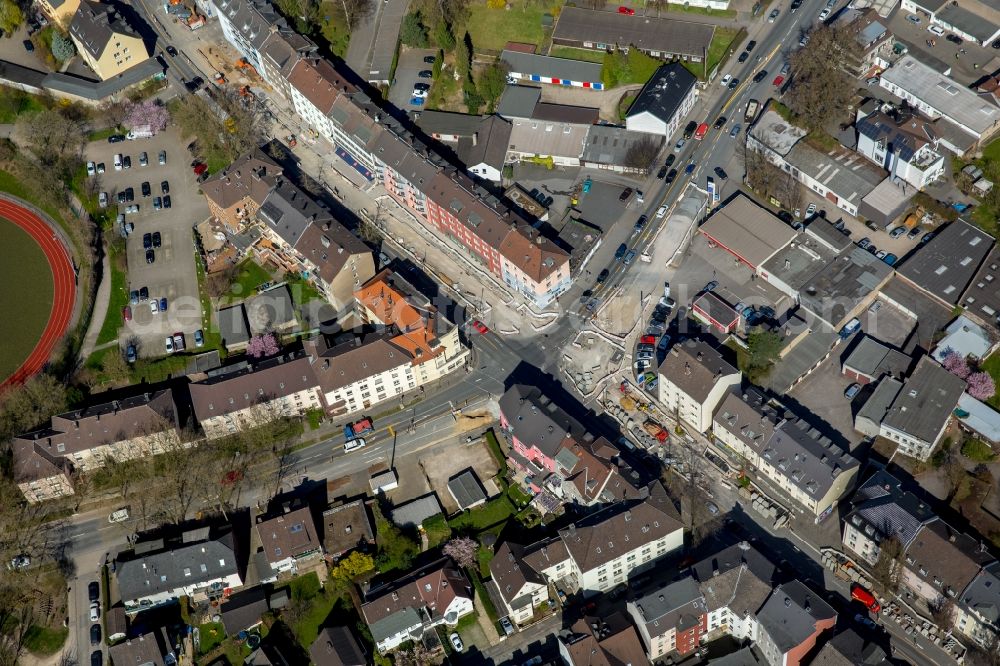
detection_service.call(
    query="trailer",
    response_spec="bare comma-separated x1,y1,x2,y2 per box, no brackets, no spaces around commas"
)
744,99,760,123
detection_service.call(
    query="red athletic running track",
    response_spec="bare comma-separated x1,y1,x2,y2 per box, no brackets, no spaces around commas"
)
0,198,75,388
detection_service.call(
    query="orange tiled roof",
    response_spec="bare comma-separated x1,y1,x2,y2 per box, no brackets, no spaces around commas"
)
354,271,442,364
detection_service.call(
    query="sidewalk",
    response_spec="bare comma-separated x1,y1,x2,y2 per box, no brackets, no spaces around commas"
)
79,250,111,361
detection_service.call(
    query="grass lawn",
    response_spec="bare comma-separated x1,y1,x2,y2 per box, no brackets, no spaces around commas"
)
460,4,545,52
981,353,1000,411
88,127,120,142
192,243,223,352
684,26,745,80
603,48,662,87
448,496,514,532
423,513,452,548
95,256,128,346
477,546,494,578
426,69,462,112
0,216,55,382
971,205,999,237
197,622,226,655
0,88,45,123
318,4,351,57
23,625,68,654
283,573,348,649
285,273,324,306
548,46,606,64
0,170,63,223
227,259,273,303
507,483,533,507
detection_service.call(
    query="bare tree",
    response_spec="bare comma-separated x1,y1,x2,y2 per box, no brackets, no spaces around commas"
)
870,535,903,595
738,141,802,211
624,135,662,172
786,25,857,131
929,596,956,630
13,108,86,171
662,445,716,547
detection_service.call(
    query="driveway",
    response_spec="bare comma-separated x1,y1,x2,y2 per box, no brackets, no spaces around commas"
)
787,350,866,451
389,47,436,113
0,25,54,71
84,127,207,358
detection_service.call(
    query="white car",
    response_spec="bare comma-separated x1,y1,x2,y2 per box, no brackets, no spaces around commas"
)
113,154,123,170
344,437,366,452
818,8,830,20
806,203,818,217
165,336,174,353
720,73,732,87
150,299,159,314
655,205,667,218
928,24,944,35
89,602,100,622
449,633,464,653
98,192,108,208
86,161,96,176
108,507,129,523
411,88,428,98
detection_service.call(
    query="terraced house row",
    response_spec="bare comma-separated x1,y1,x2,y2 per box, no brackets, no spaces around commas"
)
210,0,572,308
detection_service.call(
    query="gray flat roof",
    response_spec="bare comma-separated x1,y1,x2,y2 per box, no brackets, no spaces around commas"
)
500,50,603,83
447,470,487,510
496,85,542,120
218,304,251,346
761,231,841,294
762,419,859,498
856,377,903,429
581,124,663,166
960,246,1000,330
881,56,1000,135
749,106,808,157
552,7,714,59
937,3,1000,43
389,493,443,529
843,336,912,379
785,142,886,206
883,356,966,442
897,219,995,305
799,246,893,327
699,194,797,268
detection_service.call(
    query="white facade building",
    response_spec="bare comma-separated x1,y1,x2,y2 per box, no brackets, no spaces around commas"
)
658,339,741,433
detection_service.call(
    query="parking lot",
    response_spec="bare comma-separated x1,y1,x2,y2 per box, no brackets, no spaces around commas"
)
389,47,436,112
787,350,867,451
84,127,207,358
886,6,1000,86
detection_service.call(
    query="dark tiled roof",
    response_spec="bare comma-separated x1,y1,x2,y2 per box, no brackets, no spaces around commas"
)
627,63,698,124
189,353,319,422
658,339,738,403
221,586,269,635
309,626,366,666
255,505,321,565
897,219,994,305
70,0,141,61
322,500,374,558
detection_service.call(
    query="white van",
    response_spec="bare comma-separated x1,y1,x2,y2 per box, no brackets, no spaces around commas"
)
344,437,366,452
108,507,129,523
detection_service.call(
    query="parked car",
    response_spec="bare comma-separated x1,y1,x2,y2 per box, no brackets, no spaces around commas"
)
449,633,464,652
158,150,167,165
844,383,861,399
113,154,123,170
23,40,34,53
418,69,433,78
145,249,155,264
87,161,96,176
714,166,728,180
126,345,136,363
123,155,131,169
139,286,149,300
122,306,131,322
108,134,125,144
8,554,30,570
656,166,667,179
92,650,103,666
615,243,628,260
597,268,610,283
142,233,152,249
173,333,184,351
139,152,148,167
773,75,785,87
674,139,686,152
90,624,101,646
946,33,963,44
746,40,757,52
472,320,489,334
713,115,727,129
617,5,635,14
619,187,633,202
906,13,921,23
720,74,732,87
633,215,647,234
889,226,906,239
499,616,515,636
98,192,108,208
753,69,768,83
129,290,139,305
806,203,817,217
665,169,677,184
152,232,161,248
665,153,676,167
153,197,162,210
728,76,739,89
729,124,741,137
194,329,205,347
160,297,168,312
125,204,139,214
165,336,174,353
768,8,779,21
163,195,171,209
89,603,100,622
124,187,134,202
907,226,922,239
97,162,105,174
141,181,151,197
88,581,100,602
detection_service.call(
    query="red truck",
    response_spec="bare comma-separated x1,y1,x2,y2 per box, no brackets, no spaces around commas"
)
851,583,881,614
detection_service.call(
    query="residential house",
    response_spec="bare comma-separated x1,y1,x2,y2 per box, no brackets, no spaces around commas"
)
416,111,512,182
879,356,966,461
932,315,994,363
692,542,778,643
69,0,149,81
322,499,374,559
628,577,708,659
37,0,81,27
221,586,269,635
212,0,306,89
189,353,324,439
107,628,175,666
901,520,993,606
309,626,367,666
755,581,837,666
255,504,322,574
855,110,945,190
551,7,716,61
842,469,937,566
258,30,318,101
879,56,1000,151
489,539,563,625
712,388,784,476
497,384,639,507
286,57,357,147
117,528,243,612
12,390,180,503
810,628,890,665
625,64,699,138
360,559,473,653
504,100,598,167
854,378,903,438
306,270,469,416
955,561,1000,646
833,9,894,78
658,339,741,433
559,613,649,666
201,151,280,233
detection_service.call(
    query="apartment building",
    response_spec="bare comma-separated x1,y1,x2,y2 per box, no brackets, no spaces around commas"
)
559,613,648,666
755,581,837,666
842,470,937,566
833,8,894,78
955,562,1000,647
879,356,966,461
254,504,322,574
69,0,149,80
286,57,357,145
625,64,698,138
189,353,324,439
900,520,994,607
37,0,81,27
855,110,945,190
628,578,708,659
658,339,741,433
360,559,473,653
13,390,180,503
489,540,565,625
202,151,280,233
212,0,300,87
692,543,777,643
305,271,469,415
117,529,243,612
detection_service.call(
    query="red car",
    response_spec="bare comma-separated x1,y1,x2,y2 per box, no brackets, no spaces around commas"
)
640,335,657,345
617,5,635,14
772,75,785,87
122,306,131,322
193,163,208,175
472,320,489,334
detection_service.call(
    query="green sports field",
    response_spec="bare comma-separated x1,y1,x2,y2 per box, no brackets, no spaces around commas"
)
0,216,54,382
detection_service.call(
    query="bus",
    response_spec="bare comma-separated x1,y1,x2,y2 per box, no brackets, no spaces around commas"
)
694,123,709,140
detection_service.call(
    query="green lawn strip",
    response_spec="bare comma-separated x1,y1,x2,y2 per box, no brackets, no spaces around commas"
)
96,251,128,346
197,622,226,655
448,495,515,532
483,429,507,475
603,48,662,87
226,258,273,304
460,4,545,53
23,625,68,654
0,169,64,223
88,127,120,142
423,513,452,548
477,546,494,578
426,73,460,111
467,568,499,623
547,46,606,64
130,354,194,384
68,164,112,229
283,572,347,649
707,27,743,73
961,438,997,462
192,242,223,352
0,89,46,123
285,273,324,306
